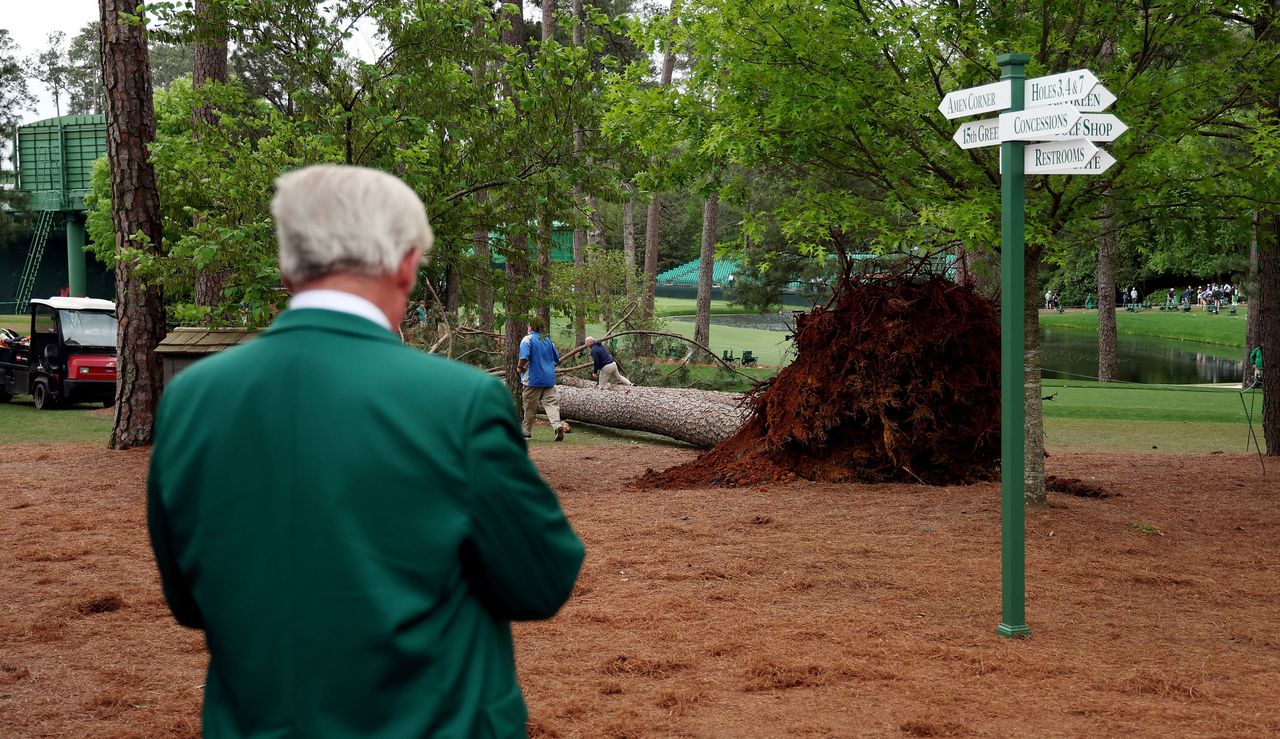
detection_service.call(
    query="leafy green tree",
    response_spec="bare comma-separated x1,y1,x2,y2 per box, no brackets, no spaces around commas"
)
0,29,32,247
615,0,1255,497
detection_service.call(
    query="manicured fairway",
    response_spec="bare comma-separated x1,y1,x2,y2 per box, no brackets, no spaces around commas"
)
1,314,27,333
1039,307,1249,348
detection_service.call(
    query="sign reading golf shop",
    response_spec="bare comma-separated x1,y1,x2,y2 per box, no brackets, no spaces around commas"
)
938,60,1128,641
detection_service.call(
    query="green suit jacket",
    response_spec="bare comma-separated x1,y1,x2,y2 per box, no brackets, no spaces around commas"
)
148,308,585,738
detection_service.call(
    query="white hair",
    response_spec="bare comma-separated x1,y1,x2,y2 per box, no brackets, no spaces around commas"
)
585,336,596,343
271,165,434,284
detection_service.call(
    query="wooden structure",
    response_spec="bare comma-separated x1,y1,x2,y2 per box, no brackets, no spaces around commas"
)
155,327,260,385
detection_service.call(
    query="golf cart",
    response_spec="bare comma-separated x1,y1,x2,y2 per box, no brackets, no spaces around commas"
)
0,297,118,409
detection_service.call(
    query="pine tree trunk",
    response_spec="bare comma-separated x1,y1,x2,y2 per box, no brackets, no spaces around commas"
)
101,0,165,449
192,0,227,123
542,0,556,40
1259,210,1279,455
504,236,530,400
694,193,719,348
641,192,662,351
570,0,588,348
1023,244,1046,505
473,198,494,333
537,216,552,332
1245,212,1261,388
588,195,604,248
444,260,459,315
192,0,229,309
471,21,494,334
1248,0,1278,454
638,46,676,354
501,0,528,401
1097,190,1119,381
557,377,747,448
623,190,637,269
954,244,974,287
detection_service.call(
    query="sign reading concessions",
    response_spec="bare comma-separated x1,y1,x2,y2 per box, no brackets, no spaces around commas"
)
1025,69,1099,108
1033,113,1127,142
1037,148,1117,175
952,118,1001,149
938,80,1012,120
998,106,1082,141
1024,139,1099,174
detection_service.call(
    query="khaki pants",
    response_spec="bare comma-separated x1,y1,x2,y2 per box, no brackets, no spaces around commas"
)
597,361,632,389
522,385,562,436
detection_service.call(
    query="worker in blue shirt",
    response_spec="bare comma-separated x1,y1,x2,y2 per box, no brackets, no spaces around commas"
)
586,336,633,390
517,317,566,441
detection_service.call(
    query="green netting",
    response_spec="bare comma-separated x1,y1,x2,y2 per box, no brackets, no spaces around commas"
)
486,225,576,264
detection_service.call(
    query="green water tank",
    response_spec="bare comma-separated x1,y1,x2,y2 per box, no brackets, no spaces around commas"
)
16,114,107,213
11,115,107,300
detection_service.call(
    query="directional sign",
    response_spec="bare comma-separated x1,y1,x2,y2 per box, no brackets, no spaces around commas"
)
1034,113,1128,142
1063,83,1115,113
952,118,1001,149
1025,69,1098,108
999,106,1082,141
1037,148,1117,176
1024,139,1099,174
938,80,1011,120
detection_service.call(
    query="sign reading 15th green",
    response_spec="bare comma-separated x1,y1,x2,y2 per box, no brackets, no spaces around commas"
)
939,68,1126,174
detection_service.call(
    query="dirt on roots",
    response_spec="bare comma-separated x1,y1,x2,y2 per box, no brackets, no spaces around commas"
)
2,443,1279,737
638,276,1001,490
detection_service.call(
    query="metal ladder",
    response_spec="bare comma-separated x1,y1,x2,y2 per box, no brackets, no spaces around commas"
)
14,210,56,309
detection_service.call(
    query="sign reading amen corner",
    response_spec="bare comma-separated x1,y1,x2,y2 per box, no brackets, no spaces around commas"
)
938,80,1011,120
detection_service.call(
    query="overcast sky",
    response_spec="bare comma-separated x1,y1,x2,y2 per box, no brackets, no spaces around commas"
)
5,0,98,123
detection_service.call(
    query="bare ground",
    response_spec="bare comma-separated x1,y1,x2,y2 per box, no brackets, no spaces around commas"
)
1,444,1277,738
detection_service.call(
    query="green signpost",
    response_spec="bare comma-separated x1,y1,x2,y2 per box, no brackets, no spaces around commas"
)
995,54,1031,638
939,55,1125,638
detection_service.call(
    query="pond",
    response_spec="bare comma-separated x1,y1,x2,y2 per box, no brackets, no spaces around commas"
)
672,313,1243,384
1039,328,1241,384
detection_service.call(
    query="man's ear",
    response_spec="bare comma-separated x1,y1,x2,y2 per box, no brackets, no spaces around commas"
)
395,249,424,294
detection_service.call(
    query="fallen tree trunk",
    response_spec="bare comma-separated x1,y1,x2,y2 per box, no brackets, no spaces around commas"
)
556,376,749,448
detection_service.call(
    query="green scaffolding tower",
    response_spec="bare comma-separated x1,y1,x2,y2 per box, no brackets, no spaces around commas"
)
12,114,107,307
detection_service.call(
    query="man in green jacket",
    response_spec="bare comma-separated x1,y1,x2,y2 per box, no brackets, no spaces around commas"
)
148,165,585,738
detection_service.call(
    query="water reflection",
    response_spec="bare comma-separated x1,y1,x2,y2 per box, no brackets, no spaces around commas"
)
1039,328,1241,384
673,314,1243,384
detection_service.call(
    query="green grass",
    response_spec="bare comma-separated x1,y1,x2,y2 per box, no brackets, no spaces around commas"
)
525,421,695,448
659,320,792,367
1041,379,1265,454
0,399,114,444
653,297,756,318
1042,379,1257,423
1,314,27,333
1,379,1265,454
1039,307,1249,348
1044,418,1259,454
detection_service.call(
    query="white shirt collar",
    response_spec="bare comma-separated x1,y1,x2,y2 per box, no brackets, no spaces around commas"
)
287,289,392,330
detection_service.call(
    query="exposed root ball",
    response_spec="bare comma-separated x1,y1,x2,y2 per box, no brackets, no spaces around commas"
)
637,275,1001,488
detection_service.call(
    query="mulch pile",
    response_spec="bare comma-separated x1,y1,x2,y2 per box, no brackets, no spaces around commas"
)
638,274,1001,488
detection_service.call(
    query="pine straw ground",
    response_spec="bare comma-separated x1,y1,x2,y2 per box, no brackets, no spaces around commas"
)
2,444,1279,737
